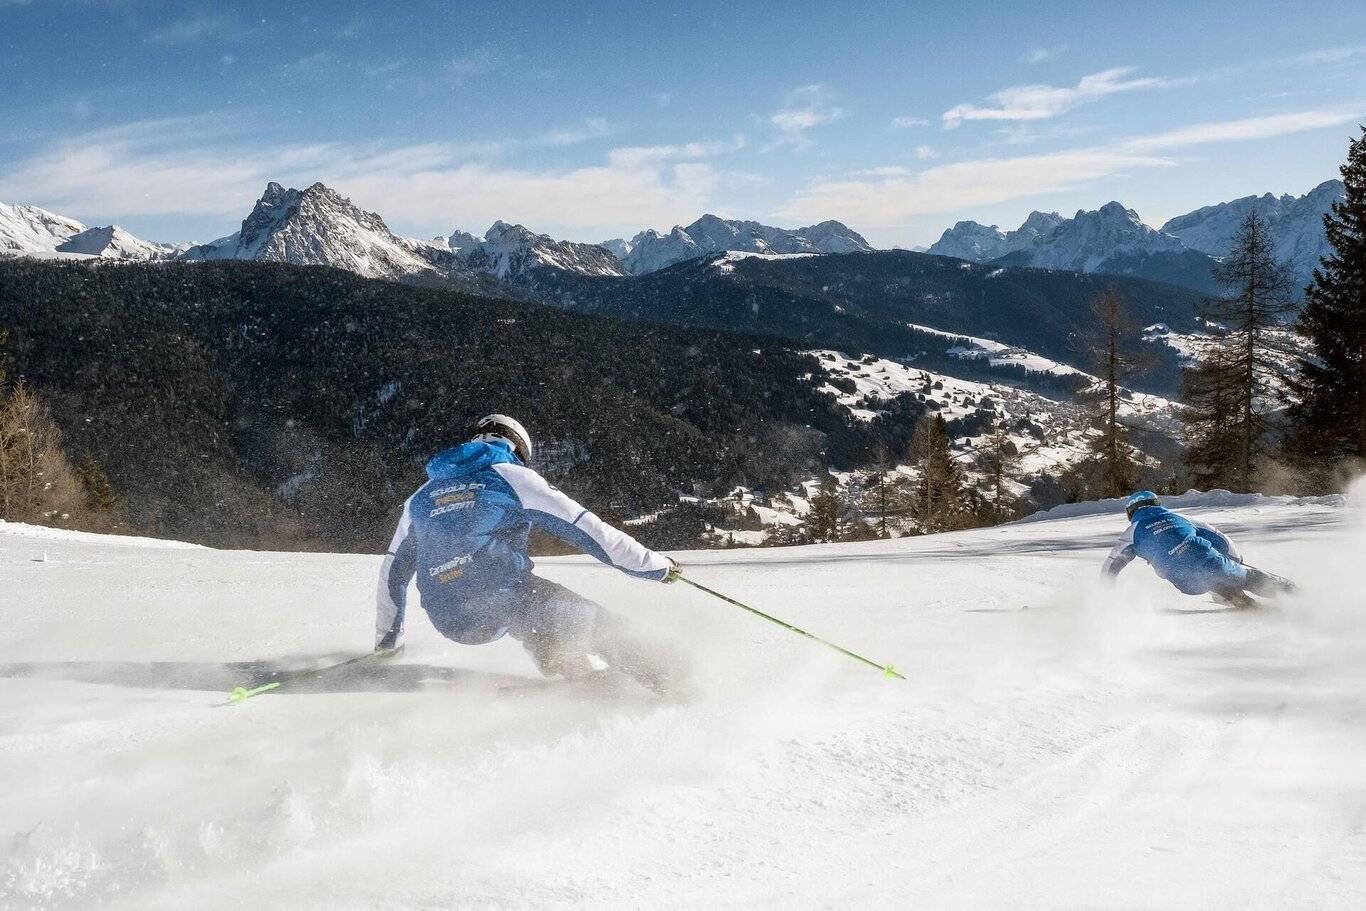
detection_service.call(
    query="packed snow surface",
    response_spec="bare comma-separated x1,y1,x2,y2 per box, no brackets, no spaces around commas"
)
4,490,1366,909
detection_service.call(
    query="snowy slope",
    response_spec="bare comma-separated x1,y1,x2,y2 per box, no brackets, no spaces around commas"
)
811,349,1178,479
57,225,180,260
906,322,1088,378
3,492,1364,910
0,202,86,253
0,202,174,260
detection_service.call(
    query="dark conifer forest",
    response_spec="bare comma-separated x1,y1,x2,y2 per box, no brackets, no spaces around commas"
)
0,258,929,550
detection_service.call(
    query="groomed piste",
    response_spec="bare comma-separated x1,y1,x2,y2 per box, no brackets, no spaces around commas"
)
3,488,1365,910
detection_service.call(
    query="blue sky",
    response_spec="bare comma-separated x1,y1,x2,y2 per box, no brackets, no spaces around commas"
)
1,0,1363,248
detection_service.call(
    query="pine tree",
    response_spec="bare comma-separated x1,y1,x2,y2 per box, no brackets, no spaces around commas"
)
1289,124,1366,482
1182,210,1297,491
807,473,843,543
1081,286,1146,497
77,454,120,511
911,414,972,533
1182,344,1242,488
976,425,1020,524
858,441,914,538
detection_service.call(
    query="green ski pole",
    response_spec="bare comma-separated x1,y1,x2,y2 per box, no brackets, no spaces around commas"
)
226,649,394,704
679,577,905,680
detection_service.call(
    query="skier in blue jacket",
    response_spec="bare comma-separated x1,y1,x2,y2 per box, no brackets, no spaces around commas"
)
375,414,683,688
1102,491,1296,607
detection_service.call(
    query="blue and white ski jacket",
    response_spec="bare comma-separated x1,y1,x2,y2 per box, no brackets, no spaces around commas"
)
376,439,672,649
1102,505,1245,595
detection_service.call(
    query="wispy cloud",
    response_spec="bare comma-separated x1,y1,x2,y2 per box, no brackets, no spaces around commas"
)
540,118,612,147
852,166,909,177
914,145,938,161
777,109,1358,226
447,48,498,79
891,116,929,129
145,13,246,46
1120,110,1360,152
942,67,1181,129
768,85,844,150
776,149,1171,226
1022,44,1067,65
362,61,404,78
0,117,738,237
1285,45,1366,66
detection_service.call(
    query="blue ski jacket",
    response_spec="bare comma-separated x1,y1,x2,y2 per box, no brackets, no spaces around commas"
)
1102,505,1247,595
375,440,672,649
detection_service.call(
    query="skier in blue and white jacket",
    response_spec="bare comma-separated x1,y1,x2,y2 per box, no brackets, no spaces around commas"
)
1102,491,1296,606
375,414,683,685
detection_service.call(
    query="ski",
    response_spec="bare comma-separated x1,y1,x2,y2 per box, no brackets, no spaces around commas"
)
224,650,392,705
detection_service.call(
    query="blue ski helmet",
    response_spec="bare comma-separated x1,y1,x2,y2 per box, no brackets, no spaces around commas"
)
1125,490,1161,520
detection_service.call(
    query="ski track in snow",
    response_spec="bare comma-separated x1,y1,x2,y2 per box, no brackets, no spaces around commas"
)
3,491,1366,910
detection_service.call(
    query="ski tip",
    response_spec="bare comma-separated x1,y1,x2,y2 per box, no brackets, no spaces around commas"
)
883,665,906,681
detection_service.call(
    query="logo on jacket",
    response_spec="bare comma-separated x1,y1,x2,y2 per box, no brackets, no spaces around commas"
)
430,554,473,583
430,482,485,498
431,501,476,517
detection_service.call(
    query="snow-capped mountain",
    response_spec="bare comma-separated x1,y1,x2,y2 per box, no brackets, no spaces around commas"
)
932,203,1185,272
0,202,86,254
1013,202,1187,272
1161,179,1344,291
58,225,183,260
179,182,455,281
926,212,1064,262
929,202,1217,292
455,221,626,282
0,202,175,260
615,226,705,274
929,180,1341,296
603,215,874,274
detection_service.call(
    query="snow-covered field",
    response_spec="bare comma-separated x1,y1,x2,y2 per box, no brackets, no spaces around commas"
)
4,489,1366,910
812,349,1178,481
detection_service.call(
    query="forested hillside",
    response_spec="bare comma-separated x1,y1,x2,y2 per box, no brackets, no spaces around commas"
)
0,258,923,550
531,250,1207,395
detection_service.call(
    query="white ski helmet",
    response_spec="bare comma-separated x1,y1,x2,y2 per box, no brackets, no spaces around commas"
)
471,413,532,464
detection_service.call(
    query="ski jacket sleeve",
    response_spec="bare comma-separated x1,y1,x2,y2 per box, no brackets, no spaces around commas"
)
1189,517,1241,563
1101,524,1137,578
375,496,418,649
492,463,672,581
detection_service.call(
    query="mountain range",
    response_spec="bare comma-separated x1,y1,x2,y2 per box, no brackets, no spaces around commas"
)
601,215,875,274
0,178,1341,300
929,180,1343,294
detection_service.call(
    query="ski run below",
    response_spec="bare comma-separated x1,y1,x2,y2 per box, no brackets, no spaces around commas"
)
3,487,1366,910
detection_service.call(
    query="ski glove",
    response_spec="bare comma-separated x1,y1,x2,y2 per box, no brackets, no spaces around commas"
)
663,557,683,584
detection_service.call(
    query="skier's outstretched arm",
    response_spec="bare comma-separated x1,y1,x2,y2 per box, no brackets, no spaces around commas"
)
375,497,418,650
1101,526,1137,580
492,463,674,581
